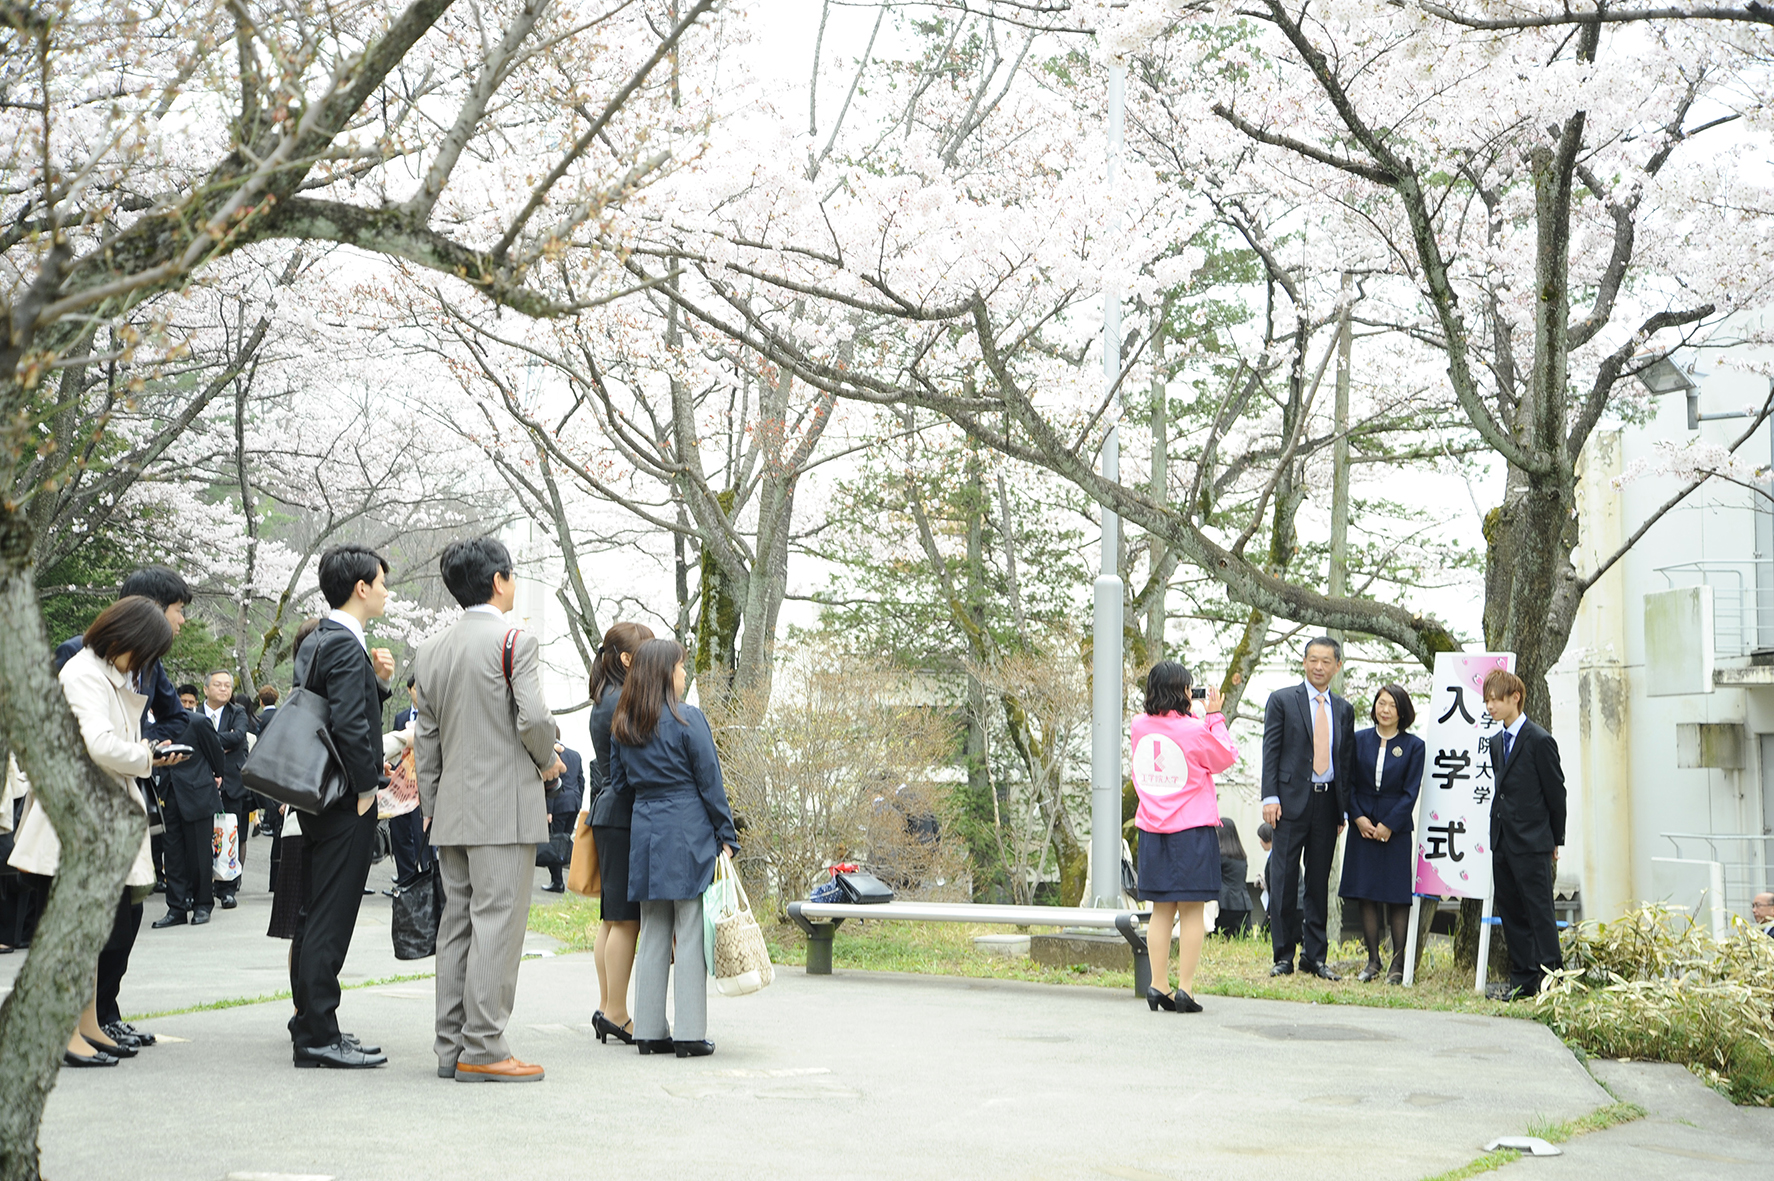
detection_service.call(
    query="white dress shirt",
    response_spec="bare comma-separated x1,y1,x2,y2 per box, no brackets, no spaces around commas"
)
326,608,369,654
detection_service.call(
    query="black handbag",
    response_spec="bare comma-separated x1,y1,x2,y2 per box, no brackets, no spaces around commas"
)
391,865,444,960
835,870,894,904
239,650,352,814
535,830,572,869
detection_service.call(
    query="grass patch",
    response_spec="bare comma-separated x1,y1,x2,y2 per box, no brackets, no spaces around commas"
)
1525,1101,1647,1142
1417,1149,1520,1181
527,895,602,952
123,971,436,1022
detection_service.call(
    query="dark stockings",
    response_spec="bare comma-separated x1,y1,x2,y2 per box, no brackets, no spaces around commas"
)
1360,901,1411,977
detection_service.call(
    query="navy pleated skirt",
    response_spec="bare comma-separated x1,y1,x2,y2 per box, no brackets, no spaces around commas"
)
1136,825,1221,902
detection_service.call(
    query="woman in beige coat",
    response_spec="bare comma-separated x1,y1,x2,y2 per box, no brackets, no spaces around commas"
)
9,596,183,1066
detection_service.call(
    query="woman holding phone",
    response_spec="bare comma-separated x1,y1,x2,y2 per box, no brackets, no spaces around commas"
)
1130,661,1238,1013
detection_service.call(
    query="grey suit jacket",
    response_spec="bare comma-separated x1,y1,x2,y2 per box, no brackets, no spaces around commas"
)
411,612,557,847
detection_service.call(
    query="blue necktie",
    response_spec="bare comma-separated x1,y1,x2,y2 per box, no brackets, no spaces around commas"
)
1502,730,1514,765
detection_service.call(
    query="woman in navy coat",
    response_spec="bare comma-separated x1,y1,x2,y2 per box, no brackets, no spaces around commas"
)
609,639,738,1059
1337,684,1425,983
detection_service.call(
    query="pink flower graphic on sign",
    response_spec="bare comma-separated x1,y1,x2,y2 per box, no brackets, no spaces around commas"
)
1456,654,1512,697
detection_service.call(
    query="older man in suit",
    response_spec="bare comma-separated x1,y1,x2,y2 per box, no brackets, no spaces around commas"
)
412,536,563,1083
1482,669,1566,1000
197,671,252,907
1261,637,1356,979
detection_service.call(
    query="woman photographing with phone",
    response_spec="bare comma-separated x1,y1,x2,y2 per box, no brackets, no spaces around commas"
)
1130,661,1238,1014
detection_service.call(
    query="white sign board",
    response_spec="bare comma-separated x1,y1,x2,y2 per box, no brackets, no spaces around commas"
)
1413,652,1515,900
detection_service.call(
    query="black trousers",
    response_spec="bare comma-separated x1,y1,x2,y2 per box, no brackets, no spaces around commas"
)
215,796,251,896
161,807,214,915
388,808,431,885
96,889,142,1025
288,802,377,1049
1269,787,1340,967
1494,843,1562,995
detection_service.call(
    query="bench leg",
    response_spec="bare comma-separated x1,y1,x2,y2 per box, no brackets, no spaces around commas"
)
1115,913,1152,998
804,922,836,975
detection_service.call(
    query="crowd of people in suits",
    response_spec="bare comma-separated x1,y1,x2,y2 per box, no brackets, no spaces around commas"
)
1130,636,1569,1012
2,536,743,1079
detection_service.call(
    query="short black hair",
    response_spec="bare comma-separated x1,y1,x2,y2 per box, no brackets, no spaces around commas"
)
317,544,389,609
1142,660,1194,717
440,535,512,609
120,566,191,609
176,683,201,699
1304,635,1343,662
207,669,233,683
1256,822,1274,844
1372,683,1416,731
405,674,416,689
83,596,174,673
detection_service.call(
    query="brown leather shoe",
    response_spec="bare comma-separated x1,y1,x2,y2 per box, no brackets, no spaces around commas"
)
453,1057,544,1083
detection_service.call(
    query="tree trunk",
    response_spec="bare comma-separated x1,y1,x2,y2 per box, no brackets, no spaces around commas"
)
0,504,141,1181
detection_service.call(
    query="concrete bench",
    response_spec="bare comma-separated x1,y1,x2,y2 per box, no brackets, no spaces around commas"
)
787,900,1154,996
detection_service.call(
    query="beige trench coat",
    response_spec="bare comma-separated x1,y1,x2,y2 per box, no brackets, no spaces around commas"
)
7,648,155,886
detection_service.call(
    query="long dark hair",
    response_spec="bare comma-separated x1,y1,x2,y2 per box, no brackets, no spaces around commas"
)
83,596,174,674
1218,817,1246,862
610,638,687,747
1143,660,1194,717
589,621,655,705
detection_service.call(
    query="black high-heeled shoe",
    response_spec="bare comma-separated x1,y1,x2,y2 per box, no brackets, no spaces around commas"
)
1173,988,1204,1013
635,1038,675,1055
673,1039,714,1058
594,1012,634,1045
1146,986,1177,1012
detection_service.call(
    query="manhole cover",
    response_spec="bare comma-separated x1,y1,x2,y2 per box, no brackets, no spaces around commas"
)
1231,1023,1398,1042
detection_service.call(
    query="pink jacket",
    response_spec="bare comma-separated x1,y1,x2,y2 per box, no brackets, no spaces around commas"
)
1130,711,1238,833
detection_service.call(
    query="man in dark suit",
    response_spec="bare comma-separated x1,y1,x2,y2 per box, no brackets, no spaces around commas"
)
1261,637,1356,979
196,671,251,908
287,543,394,1070
541,729,584,893
1482,669,1566,1000
152,686,227,927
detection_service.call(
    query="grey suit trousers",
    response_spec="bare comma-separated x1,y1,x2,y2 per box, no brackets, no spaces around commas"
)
635,897,707,1042
434,843,531,1067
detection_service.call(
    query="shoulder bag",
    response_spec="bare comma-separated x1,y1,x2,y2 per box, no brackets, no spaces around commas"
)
703,851,773,996
240,638,353,814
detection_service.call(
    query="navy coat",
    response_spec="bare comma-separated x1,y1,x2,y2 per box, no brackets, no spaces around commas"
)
550,746,585,815
609,701,739,902
1338,728,1424,905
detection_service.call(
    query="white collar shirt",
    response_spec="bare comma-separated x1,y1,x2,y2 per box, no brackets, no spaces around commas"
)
326,608,369,654
464,604,505,620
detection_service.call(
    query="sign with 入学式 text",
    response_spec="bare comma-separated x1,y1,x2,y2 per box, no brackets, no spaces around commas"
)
1413,651,1514,900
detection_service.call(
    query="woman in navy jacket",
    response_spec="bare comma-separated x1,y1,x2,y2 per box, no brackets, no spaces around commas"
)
609,639,738,1059
1337,684,1425,983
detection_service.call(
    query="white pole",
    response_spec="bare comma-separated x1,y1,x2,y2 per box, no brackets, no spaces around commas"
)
1401,896,1422,987
1089,61,1126,909
1473,888,1495,995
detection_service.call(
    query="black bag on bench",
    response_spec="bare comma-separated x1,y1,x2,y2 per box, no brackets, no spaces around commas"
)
835,870,894,904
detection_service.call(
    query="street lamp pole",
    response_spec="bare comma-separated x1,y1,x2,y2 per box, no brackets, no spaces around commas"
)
1089,61,1126,908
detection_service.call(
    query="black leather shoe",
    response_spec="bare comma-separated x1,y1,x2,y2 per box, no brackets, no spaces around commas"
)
1173,989,1204,1013
1269,961,1295,977
541,882,565,893
151,911,187,929
341,1033,381,1055
673,1040,715,1058
219,895,238,910
82,1034,136,1058
293,1040,387,1069
1146,986,1177,1012
192,909,212,925
593,1012,635,1045
63,1049,119,1068
1306,961,1342,981
635,1038,674,1055
102,1021,153,1047
151,880,167,893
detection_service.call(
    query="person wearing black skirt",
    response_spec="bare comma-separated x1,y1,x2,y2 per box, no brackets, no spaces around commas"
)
1337,684,1425,983
585,621,655,1046
1129,662,1239,1013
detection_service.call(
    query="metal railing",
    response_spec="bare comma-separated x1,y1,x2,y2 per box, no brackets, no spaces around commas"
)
1660,833,1774,921
1655,560,1774,657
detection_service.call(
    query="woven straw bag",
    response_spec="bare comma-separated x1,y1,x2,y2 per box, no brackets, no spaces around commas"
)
707,852,773,997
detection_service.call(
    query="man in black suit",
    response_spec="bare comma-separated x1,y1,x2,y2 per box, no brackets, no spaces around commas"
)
195,671,252,908
1261,637,1356,979
541,728,584,893
1482,669,1566,1000
152,686,227,928
287,543,394,1070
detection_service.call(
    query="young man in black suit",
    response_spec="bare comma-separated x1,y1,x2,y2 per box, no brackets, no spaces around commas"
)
1481,669,1566,1000
287,543,395,1070
196,670,252,908
152,686,227,928
1261,637,1356,979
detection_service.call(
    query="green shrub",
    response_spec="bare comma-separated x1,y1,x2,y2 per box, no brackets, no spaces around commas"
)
1534,905,1774,1105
